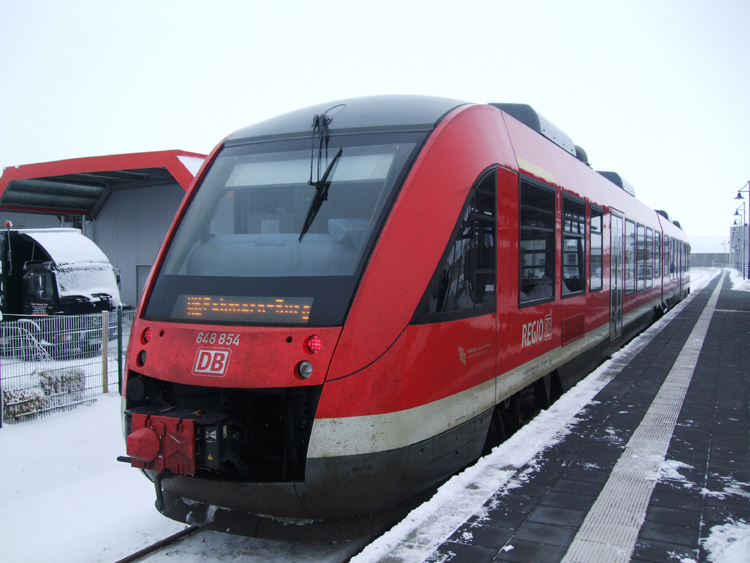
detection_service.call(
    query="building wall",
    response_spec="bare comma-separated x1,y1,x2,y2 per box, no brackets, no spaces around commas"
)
90,183,185,307
0,183,185,308
0,212,63,229
690,253,731,268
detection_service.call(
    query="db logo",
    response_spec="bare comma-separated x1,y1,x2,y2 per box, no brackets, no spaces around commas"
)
192,348,231,376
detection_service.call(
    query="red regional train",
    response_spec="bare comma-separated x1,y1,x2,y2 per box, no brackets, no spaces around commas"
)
120,96,690,538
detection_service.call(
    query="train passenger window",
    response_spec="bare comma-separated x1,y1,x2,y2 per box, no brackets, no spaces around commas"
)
654,231,661,280
562,194,586,297
625,220,636,294
680,241,685,273
668,238,672,278
685,243,689,272
413,169,496,322
519,179,556,307
646,227,653,288
590,206,603,292
664,235,670,280
636,224,645,291
681,242,684,273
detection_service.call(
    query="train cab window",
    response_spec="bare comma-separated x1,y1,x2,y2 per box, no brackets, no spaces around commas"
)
519,180,556,307
625,219,636,294
654,231,661,280
590,205,603,292
646,227,654,288
636,224,645,291
562,194,586,297
413,169,496,322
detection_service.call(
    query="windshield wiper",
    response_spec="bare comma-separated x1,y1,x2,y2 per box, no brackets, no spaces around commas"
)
299,147,343,241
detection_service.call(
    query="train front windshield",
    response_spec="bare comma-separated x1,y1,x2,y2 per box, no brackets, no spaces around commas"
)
144,132,425,326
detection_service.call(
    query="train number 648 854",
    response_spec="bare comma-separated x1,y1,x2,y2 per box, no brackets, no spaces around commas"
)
195,332,241,346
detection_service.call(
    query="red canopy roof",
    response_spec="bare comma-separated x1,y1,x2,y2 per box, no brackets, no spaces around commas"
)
0,150,206,217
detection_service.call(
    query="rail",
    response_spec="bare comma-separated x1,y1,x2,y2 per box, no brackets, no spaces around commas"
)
113,526,201,563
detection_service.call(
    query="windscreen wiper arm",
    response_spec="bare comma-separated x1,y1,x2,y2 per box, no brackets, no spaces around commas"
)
299,147,343,241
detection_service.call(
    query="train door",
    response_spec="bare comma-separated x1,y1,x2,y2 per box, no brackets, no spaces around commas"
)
610,212,624,341
678,241,683,296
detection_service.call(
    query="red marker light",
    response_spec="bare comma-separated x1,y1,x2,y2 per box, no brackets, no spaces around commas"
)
306,335,322,354
142,327,153,344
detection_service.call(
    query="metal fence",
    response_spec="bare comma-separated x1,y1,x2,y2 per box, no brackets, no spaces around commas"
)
0,309,136,425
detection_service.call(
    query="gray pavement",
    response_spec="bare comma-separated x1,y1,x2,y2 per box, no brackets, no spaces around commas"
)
427,273,750,563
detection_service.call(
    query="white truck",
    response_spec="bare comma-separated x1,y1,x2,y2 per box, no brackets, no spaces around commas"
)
0,227,121,359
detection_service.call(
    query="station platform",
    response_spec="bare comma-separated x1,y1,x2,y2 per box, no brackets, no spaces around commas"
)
427,272,750,563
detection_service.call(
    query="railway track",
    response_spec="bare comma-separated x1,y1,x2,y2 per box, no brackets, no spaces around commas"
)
114,526,201,563
114,524,378,563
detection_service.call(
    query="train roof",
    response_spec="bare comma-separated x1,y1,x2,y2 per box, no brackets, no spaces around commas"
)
489,103,577,157
597,171,636,197
225,95,686,231
226,95,468,143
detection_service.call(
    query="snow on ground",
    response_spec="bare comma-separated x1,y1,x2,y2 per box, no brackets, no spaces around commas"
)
2,268,748,563
0,396,185,563
703,521,750,563
728,267,750,292
655,457,750,563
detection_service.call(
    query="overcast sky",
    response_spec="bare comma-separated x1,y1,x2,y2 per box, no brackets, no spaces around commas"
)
1,0,748,238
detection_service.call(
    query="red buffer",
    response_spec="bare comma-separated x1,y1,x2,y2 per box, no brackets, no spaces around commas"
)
127,413,197,475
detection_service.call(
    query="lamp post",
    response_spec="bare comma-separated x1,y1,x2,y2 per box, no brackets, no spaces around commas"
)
734,202,747,279
734,181,750,278
732,217,742,271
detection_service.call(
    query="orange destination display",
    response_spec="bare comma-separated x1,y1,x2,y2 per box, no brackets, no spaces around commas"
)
171,294,313,323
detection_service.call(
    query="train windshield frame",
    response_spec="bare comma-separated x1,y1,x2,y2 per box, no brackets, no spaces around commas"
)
144,131,427,326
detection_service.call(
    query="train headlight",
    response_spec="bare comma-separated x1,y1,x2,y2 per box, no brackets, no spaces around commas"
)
142,327,152,344
297,360,314,379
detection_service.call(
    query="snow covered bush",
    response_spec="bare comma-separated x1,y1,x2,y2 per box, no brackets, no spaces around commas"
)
34,369,86,407
2,369,87,421
2,387,45,420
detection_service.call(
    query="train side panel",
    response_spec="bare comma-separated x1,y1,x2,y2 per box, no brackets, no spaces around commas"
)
317,104,516,418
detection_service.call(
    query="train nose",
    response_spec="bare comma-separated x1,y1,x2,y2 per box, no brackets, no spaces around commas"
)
126,427,161,463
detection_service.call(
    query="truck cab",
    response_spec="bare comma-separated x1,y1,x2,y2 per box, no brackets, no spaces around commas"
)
0,228,121,359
